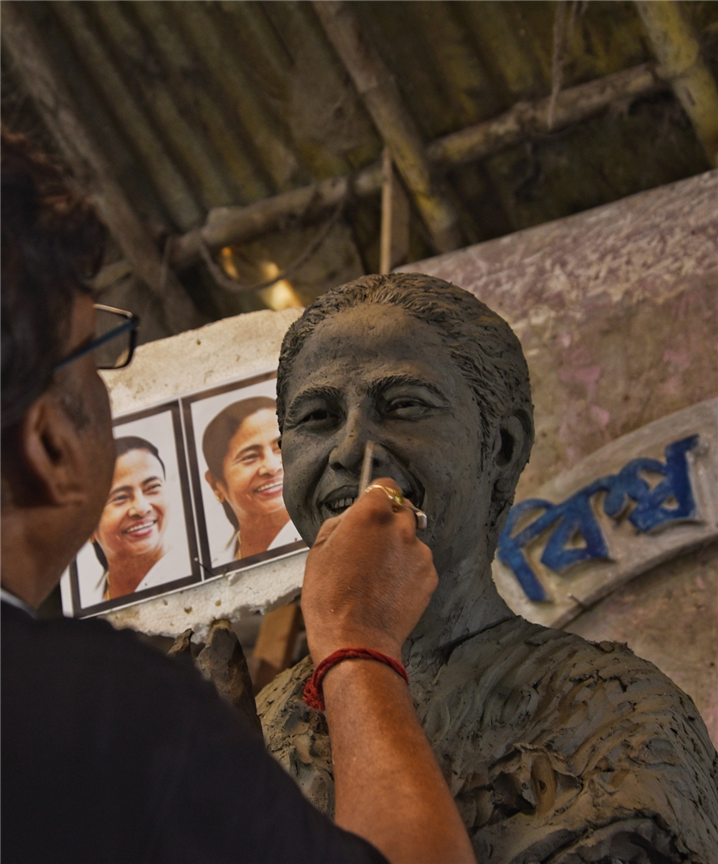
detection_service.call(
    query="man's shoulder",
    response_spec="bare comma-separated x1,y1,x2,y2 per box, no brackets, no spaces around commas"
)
1,600,217,722
4,599,159,665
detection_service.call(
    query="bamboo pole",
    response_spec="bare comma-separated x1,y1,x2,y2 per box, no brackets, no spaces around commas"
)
312,0,462,254
164,62,666,274
2,1,203,335
171,172,360,271
380,149,410,275
428,63,664,164
635,1,718,168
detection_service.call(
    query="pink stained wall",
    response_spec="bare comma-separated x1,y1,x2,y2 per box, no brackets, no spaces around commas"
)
401,170,718,742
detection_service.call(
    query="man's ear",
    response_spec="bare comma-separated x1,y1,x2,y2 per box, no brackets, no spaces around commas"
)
19,395,89,507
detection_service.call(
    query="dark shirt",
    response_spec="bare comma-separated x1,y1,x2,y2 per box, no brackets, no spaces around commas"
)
1,601,388,864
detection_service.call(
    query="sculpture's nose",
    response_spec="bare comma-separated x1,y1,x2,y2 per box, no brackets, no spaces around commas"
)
328,408,366,473
328,408,392,478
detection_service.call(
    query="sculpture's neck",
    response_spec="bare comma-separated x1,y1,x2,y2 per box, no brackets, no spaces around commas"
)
404,553,515,669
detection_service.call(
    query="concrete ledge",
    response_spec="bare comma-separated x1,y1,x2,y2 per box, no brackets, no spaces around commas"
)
99,307,306,639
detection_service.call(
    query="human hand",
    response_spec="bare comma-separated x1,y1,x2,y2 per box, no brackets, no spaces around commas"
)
301,479,438,666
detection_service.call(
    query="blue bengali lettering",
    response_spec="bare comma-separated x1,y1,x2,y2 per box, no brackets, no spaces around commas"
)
497,435,699,602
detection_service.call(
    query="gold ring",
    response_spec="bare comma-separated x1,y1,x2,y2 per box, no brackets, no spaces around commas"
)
364,484,428,531
364,483,404,506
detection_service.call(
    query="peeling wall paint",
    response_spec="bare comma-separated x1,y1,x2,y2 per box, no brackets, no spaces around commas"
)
407,171,718,741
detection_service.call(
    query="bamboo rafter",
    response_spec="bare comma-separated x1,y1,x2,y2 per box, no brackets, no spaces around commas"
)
166,62,667,276
635,1,718,168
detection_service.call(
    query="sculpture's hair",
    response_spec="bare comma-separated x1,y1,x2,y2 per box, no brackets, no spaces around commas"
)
277,272,534,538
1,128,107,432
202,396,277,531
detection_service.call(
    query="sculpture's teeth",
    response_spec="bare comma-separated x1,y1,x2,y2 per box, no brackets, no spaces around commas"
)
328,496,356,513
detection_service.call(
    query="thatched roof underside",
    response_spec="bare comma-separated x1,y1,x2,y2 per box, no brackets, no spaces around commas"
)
3,1,717,341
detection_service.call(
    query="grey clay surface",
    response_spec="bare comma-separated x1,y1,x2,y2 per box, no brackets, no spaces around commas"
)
258,274,718,863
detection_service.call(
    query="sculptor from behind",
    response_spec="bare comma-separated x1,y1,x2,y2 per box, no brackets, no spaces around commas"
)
203,397,295,564
92,436,169,601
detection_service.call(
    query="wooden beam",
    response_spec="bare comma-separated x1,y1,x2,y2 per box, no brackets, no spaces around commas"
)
1,2,203,335
635,1,718,168
103,62,669,281
171,172,361,272
428,63,666,165
312,0,461,254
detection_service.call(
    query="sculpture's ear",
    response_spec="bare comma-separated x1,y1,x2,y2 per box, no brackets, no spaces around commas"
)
488,408,534,529
493,409,533,474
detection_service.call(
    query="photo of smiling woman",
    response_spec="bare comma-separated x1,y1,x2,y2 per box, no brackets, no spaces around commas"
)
61,400,200,617
92,436,171,601
202,396,299,566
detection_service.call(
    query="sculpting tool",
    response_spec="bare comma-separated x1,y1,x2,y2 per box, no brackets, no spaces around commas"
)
359,440,428,530
359,440,375,495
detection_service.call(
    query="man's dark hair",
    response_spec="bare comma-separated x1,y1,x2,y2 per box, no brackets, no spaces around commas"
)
276,272,534,540
1,128,107,432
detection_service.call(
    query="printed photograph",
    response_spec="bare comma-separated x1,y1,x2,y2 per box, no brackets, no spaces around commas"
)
182,370,305,578
61,401,200,617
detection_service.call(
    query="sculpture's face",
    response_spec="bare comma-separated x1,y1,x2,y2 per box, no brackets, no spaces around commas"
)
281,304,496,574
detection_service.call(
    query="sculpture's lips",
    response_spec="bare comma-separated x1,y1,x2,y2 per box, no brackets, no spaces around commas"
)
320,481,424,518
320,486,360,517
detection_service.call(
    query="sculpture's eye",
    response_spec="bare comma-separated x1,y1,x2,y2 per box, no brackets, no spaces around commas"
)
385,397,430,420
287,401,340,432
302,408,331,423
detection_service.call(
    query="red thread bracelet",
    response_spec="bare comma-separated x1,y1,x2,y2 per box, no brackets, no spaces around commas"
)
303,647,409,711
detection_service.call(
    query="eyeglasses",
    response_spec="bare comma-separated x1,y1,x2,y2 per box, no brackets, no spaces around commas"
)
54,305,139,372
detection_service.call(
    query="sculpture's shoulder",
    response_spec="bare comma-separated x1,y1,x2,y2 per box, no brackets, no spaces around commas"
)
425,618,718,863
256,655,335,816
